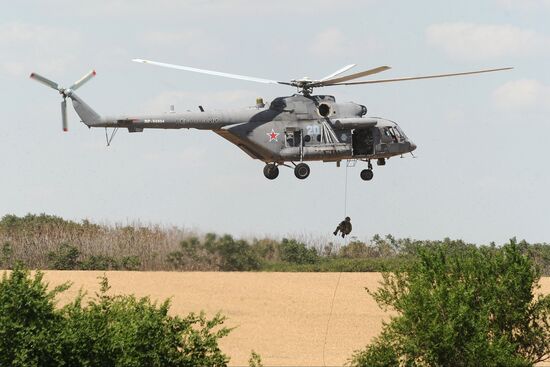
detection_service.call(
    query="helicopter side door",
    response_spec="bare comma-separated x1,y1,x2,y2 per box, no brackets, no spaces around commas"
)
352,127,376,156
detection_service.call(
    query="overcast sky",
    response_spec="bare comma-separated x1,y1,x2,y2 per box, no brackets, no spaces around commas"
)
1,0,548,244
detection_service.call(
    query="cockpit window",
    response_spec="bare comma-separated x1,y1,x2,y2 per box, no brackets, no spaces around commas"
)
392,127,402,139
395,125,407,139
384,127,399,143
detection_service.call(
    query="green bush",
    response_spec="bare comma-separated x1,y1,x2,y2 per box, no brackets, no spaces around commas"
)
278,239,319,265
350,240,550,366
168,235,260,271
0,266,70,366
214,234,261,271
47,243,81,270
46,244,142,271
80,255,119,270
120,256,141,270
0,266,231,366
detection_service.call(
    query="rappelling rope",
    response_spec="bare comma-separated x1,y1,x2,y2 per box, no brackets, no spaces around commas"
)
323,164,350,366
343,161,349,217
322,271,343,367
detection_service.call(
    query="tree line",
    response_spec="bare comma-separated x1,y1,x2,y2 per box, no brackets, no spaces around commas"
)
1,213,549,275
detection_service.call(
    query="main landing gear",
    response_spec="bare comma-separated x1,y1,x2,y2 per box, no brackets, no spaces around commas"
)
294,163,310,180
263,162,311,180
263,163,279,180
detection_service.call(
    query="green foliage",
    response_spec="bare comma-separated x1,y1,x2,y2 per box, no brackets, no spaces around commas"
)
47,243,81,270
0,267,231,367
248,350,263,367
278,238,319,264
46,243,141,271
350,240,550,367
251,238,280,261
168,234,261,271
80,255,119,270
214,234,261,271
2,213,550,274
0,213,79,231
120,256,142,270
0,264,70,366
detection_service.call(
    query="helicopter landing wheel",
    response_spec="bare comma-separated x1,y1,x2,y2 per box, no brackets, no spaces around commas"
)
263,163,279,180
294,163,310,180
360,169,374,181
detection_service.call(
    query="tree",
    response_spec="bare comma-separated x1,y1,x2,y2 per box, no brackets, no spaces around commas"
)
0,266,70,366
350,240,550,367
278,239,318,264
214,235,261,271
0,266,231,367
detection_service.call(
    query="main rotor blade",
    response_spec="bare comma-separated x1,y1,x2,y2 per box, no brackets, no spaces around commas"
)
133,58,284,85
329,67,513,86
70,70,96,91
29,72,59,90
320,64,356,81
316,66,391,86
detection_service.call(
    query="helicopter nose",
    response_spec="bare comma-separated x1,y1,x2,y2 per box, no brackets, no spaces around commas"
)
409,141,417,152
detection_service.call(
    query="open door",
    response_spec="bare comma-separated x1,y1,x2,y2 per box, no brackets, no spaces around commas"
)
352,128,375,156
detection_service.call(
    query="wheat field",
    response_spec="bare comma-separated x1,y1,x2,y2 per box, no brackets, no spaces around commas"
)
37,271,550,367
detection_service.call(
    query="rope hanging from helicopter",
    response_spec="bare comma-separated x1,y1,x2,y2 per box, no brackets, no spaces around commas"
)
344,162,349,217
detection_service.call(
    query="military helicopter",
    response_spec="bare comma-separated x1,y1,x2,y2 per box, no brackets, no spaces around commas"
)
30,60,511,181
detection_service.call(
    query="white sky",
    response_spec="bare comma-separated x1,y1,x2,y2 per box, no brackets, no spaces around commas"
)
1,0,548,244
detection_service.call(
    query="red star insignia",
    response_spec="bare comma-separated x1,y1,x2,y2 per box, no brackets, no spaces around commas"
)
267,129,279,142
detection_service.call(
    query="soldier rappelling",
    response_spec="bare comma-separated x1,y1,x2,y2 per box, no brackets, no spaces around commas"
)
333,217,352,238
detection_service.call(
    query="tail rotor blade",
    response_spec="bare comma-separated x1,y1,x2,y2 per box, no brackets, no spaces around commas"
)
69,70,96,91
61,99,68,132
30,72,59,90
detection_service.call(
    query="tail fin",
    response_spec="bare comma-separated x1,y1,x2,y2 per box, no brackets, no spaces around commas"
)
70,93,102,126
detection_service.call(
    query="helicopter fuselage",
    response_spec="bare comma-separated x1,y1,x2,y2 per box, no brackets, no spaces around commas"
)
88,94,416,166
67,91,417,180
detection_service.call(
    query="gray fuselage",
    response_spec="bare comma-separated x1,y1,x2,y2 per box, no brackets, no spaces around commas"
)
74,93,416,164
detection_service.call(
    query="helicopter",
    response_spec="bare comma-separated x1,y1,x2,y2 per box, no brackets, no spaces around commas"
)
30,60,511,181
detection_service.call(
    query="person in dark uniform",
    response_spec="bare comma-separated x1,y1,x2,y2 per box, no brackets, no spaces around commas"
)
333,217,352,238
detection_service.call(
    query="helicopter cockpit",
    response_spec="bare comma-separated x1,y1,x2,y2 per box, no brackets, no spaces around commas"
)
382,124,407,144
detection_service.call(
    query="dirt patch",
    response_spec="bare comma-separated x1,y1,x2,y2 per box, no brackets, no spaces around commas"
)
38,272,550,366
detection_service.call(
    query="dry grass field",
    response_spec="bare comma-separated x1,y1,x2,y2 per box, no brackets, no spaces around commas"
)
34,272,550,366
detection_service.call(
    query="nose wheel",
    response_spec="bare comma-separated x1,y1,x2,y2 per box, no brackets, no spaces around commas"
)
360,160,374,181
360,169,374,181
263,163,279,180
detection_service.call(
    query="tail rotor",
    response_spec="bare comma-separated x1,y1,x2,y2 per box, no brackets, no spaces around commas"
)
30,70,96,132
